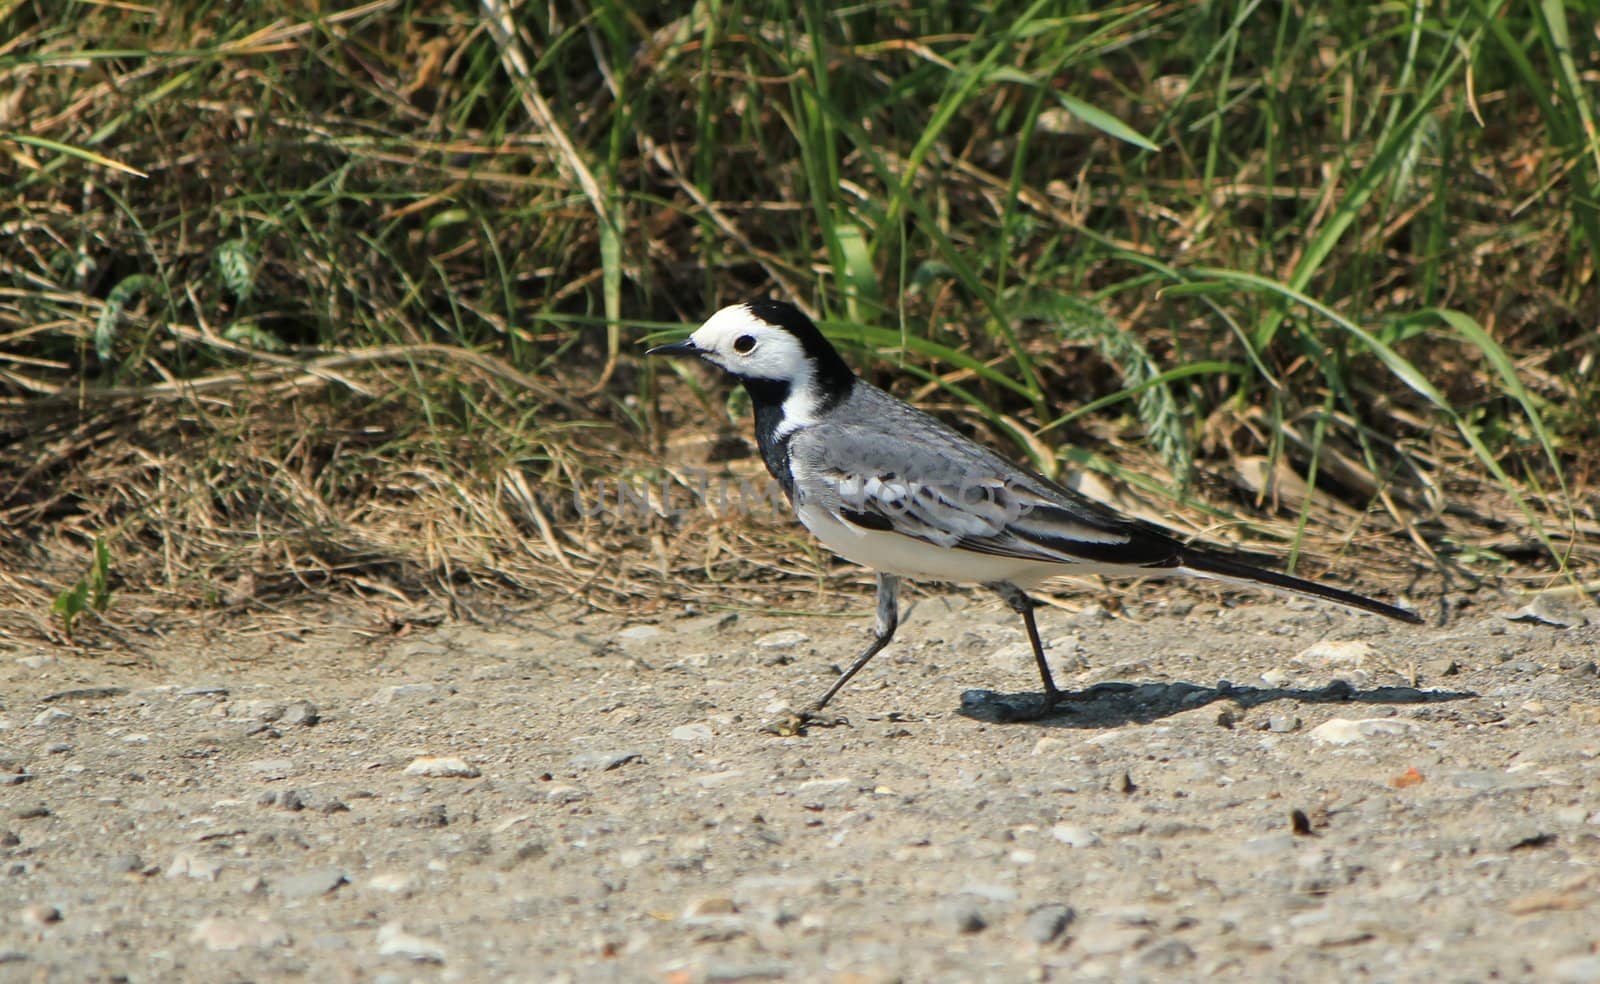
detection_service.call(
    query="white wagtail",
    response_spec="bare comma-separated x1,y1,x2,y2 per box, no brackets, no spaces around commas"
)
649,299,1421,723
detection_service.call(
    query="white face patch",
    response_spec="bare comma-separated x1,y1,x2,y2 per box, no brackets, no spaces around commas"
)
689,305,817,385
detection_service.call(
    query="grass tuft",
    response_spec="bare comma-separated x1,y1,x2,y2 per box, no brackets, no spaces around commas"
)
1,1,1597,634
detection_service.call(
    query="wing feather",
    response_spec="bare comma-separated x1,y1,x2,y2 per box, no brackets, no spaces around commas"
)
787,405,1181,569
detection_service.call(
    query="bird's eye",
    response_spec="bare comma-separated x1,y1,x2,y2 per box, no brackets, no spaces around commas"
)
732,334,757,354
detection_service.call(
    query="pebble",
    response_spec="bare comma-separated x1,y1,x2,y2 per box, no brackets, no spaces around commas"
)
376,921,446,963
1307,717,1420,745
1136,939,1196,968
281,701,320,727
1552,955,1600,983
165,851,224,881
19,903,61,926
755,629,810,650
1450,770,1531,792
1050,824,1102,848
683,896,738,918
233,700,286,721
1259,669,1293,688
1296,640,1373,668
1502,595,1589,628
28,708,73,729
375,683,445,704
277,866,348,900
1267,714,1302,733
566,749,644,771
1423,657,1459,677
189,916,288,951
366,872,418,896
618,624,664,642
245,758,296,779
1022,903,1075,943
671,723,714,742
403,756,481,779
944,897,987,934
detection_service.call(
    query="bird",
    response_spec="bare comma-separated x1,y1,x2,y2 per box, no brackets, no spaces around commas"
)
648,299,1422,726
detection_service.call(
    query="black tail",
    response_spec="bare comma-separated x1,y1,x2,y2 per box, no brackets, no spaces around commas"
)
1177,550,1423,625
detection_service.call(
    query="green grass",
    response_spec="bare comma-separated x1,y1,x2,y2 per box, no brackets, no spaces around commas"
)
1,0,1596,619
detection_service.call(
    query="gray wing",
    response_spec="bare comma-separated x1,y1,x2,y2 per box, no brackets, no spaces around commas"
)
787,394,1182,568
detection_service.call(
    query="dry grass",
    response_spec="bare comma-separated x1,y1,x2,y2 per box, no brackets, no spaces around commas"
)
2,2,1598,642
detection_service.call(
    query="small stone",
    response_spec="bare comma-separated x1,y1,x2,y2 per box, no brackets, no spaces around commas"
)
366,872,417,896
1050,824,1102,848
618,624,664,642
0,773,30,787
755,629,809,651
1136,940,1196,969
375,683,444,704
566,750,644,771
1296,640,1374,668
165,851,224,881
1450,770,1525,791
281,702,320,727
234,700,286,722
277,866,347,900
1032,736,1072,757
1307,717,1420,745
190,916,288,952
1022,903,1074,944
19,903,61,926
945,897,986,934
670,723,714,742
684,897,738,918
278,790,306,812
1503,594,1588,628
402,756,481,779
376,921,446,963
11,804,49,820
1423,657,1459,678
1268,714,1301,734
28,708,73,729
1259,669,1294,688
16,654,54,670
246,758,296,779
1551,955,1600,982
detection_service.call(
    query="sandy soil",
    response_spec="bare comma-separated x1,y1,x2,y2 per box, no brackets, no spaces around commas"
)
2,582,1599,982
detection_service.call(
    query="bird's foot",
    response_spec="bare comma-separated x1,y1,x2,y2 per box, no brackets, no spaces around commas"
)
759,705,850,736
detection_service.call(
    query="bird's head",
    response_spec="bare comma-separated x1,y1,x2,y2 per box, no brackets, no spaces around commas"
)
648,300,854,394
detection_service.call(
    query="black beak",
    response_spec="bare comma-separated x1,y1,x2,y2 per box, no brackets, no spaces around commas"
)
646,339,699,357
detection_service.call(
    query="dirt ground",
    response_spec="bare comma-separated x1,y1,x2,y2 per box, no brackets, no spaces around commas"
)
3,579,1600,982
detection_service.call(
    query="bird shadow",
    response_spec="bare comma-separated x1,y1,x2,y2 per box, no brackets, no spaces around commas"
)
955,678,1478,729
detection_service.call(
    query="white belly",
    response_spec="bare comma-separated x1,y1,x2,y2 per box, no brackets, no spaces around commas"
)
796,504,1069,586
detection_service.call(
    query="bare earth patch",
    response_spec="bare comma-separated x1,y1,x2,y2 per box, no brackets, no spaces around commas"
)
3,589,1599,980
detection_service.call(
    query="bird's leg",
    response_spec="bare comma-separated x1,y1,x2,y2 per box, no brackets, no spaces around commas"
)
765,573,899,735
986,582,1062,706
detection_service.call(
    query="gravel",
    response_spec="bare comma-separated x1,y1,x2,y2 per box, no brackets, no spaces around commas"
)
2,595,1597,980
